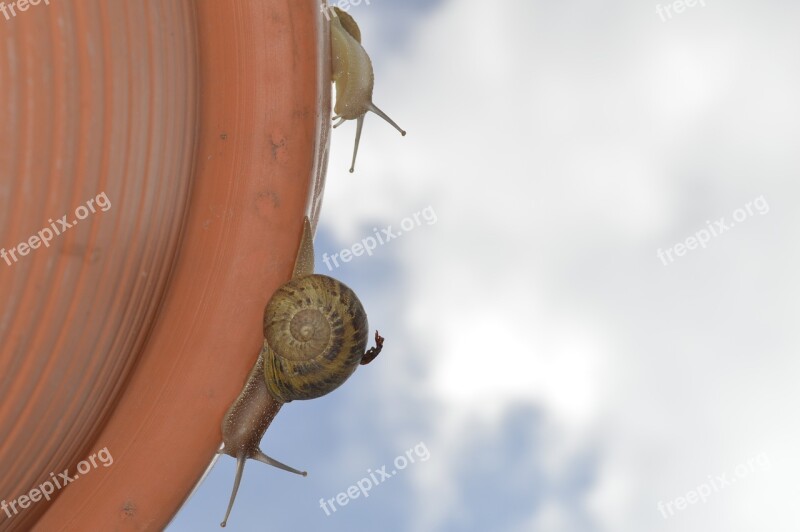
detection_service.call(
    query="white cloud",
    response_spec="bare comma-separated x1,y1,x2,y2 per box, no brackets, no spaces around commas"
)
319,0,800,531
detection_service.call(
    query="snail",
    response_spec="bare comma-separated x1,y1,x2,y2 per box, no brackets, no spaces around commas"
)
219,216,384,527
330,7,406,173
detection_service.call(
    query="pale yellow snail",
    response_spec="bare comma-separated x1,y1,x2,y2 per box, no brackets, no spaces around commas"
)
219,217,384,527
330,7,406,173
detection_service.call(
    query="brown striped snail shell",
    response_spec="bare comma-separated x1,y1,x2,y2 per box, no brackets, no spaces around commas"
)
263,274,368,403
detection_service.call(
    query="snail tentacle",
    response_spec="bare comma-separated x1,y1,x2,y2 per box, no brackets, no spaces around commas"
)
220,456,245,528
251,449,307,477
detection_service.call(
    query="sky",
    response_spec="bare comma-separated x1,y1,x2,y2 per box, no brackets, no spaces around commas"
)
171,0,800,530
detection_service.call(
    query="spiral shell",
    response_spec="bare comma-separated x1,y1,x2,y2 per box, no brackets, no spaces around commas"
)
263,274,368,403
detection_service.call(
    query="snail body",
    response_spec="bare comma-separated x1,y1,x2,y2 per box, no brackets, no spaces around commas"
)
219,217,383,527
330,7,406,172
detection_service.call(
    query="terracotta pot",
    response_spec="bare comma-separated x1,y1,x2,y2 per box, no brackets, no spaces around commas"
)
0,1,330,530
